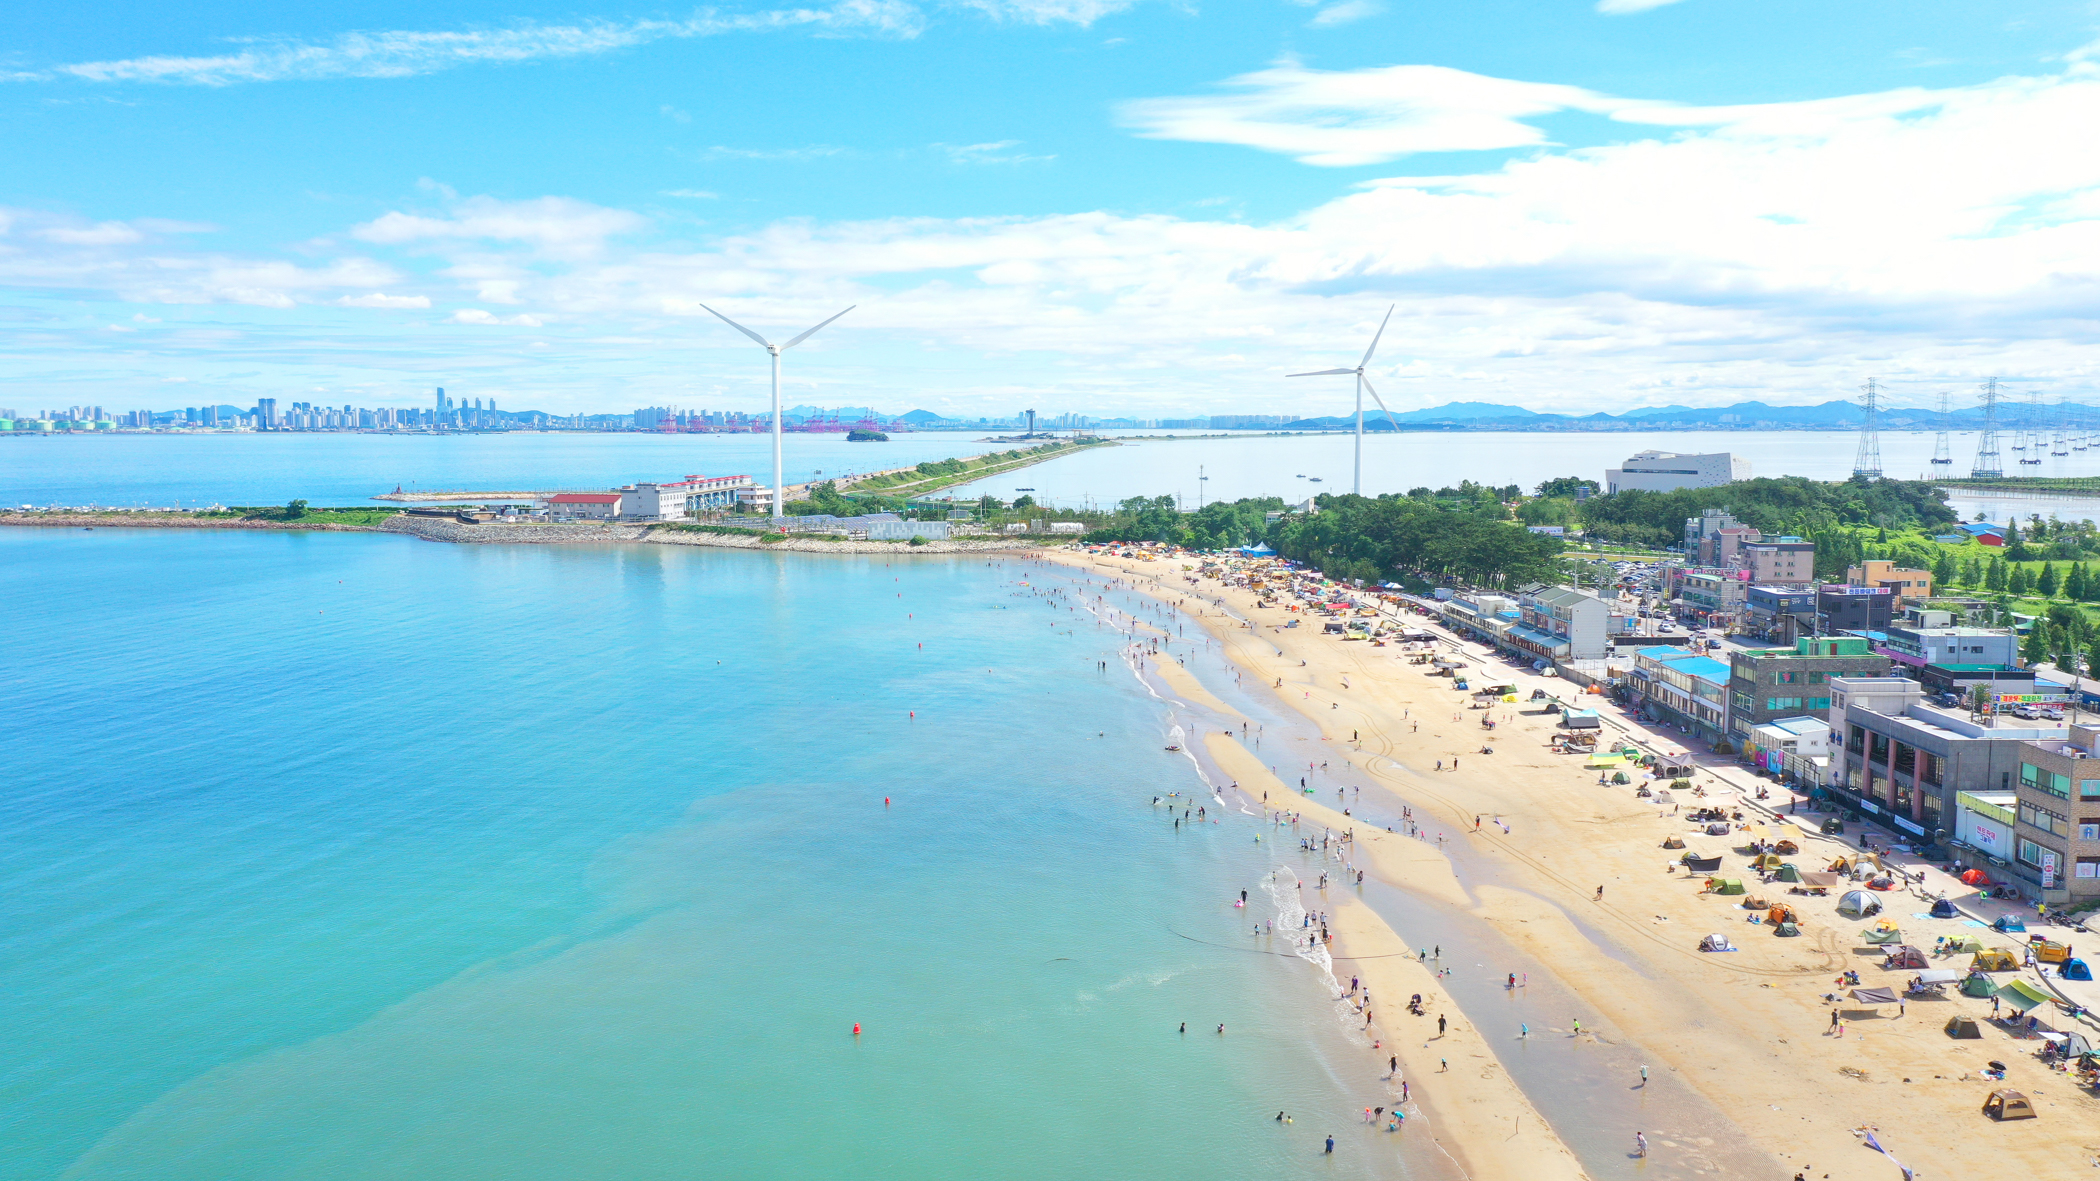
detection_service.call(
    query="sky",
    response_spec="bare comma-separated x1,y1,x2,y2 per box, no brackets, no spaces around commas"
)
4,0,2100,418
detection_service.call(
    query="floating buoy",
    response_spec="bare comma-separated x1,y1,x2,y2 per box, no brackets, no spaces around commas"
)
852,1023,861,1036
884,797,891,806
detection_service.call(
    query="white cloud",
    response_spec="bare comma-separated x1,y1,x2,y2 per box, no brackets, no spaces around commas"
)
952,0,1137,25
449,308,544,326
1308,1,1382,28
41,221,144,246
1597,0,1686,12
338,292,431,308
352,195,645,258
704,145,851,161
28,5,926,86
937,140,1056,164
660,189,721,199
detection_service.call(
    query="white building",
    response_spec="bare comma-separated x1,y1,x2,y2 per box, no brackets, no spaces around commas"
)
618,474,755,519
539,493,621,520
1604,450,1751,494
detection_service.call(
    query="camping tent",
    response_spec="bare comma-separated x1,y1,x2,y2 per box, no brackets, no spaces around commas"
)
1710,878,1745,895
1944,935,1986,954
1751,853,1785,871
1962,973,2000,998
1849,986,1900,1005
2041,1032,2095,1057
1983,1090,2037,1120
1946,1015,1984,1039
1998,979,2054,1011
1972,948,2020,972
1960,868,1993,886
2064,958,2093,982
1698,933,1733,952
1993,914,2027,933
1882,945,1929,969
1772,864,1803,883
1837,891,1883,919
1662,836,1685,850
1862,924,1904,945
1930,898,1961,919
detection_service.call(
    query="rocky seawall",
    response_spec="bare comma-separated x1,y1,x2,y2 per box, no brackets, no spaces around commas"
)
1,513,379,533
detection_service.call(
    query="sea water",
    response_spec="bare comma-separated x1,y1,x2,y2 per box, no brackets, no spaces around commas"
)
0,528,1432,1181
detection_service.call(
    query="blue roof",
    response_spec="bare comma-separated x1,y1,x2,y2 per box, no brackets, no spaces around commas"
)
1663,655,1732,684
1634,645,1690,659
1959,522,2005,536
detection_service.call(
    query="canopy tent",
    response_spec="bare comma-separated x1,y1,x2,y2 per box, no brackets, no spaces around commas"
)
1982,1089,2036,1120
1798,871,1840,890
1837,891,1883,919
1776,821,1811,848
1998,979,2054,1011
1882,945,1929,969
1944,935,1986,954
1946,1015,1984,1039
1683,855,1722,873
1585,753,1631,769
1912,969,1962,987
1849,986,1900,1004
1562,712,1602,730
1861,925,1904,945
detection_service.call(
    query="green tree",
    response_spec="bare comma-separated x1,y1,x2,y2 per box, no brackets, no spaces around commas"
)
2040,562,2060,598
1986,558,2008,592
1931,548,1957,589
1960,555,1982,587
2067,562,2089,603
2023,620,2053,666
977,494,999,517
2086,637,2100,686
1013,494,1035,510
1533,476,1600,499
2011,564,2033,596
284,499,308,519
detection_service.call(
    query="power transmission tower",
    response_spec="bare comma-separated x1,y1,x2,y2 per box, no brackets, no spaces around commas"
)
2053,395,2071,456
1852,377,1883,478
1929,389,1953,468
2020,388,2044,466
1971,378,2003,478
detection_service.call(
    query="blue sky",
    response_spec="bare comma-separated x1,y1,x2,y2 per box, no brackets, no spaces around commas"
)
4,0,2099,417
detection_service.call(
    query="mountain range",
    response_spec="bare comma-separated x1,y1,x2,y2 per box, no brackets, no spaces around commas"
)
1275,399,2100,432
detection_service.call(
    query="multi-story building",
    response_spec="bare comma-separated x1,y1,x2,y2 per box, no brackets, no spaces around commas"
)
2009,729,2100,903
1739,539,1816,586
1605,450,1750,494
615,475,758,519
1683,508,1762,566
1515,585,1634,661
1630,646,1732,745
1876,626,2020,669
1846,560,1933,606
1740,715,1838,787
539,493,621,520
1818,583,1893,633
1743,585,1817,642
1666,566,1748,625
1728,637,1890,743
1953,790,2018,865
1829,676,2071,849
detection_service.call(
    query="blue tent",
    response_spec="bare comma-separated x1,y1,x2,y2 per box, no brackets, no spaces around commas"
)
2065,958,2092,982
1930,898,1959,919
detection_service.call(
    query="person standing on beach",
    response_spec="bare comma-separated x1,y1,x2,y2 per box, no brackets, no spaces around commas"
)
1635,1132,1647,1158
1325,1136,1334,1155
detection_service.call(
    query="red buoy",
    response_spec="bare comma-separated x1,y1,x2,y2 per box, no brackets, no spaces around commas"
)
852,1023,862,1036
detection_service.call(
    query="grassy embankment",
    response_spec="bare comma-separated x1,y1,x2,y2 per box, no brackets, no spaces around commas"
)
846,438,1111,502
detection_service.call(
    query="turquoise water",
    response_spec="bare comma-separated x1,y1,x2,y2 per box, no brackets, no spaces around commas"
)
0,529,1424,1181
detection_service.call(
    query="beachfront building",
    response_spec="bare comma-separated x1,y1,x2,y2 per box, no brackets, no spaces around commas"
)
617,474,756,519
1604,450,1750,494
1845,560,1933,606
2009,728,2100,903
1740,539,1815,586
539,493,621,521
1739,715,1838,787
1878,625,2021,669
1629,646,1731,745
1828,676,2072,850
1818,583,1894,633
1727,637,1890,744
1665,566,1748,628
1953,791,2019,865
1515,585,1633,662
1438,591,1520,651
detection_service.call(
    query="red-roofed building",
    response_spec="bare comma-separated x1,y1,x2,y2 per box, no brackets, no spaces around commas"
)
539,492,621,521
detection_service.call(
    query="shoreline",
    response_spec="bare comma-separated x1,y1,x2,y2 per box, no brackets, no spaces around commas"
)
1051,547,2100,1180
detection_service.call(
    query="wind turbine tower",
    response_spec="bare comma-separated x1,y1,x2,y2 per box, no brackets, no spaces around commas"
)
1971,378,2003,479
1852,377,1883,478
699,302,856,519
1289,305,1406,495
1929,389,1953,469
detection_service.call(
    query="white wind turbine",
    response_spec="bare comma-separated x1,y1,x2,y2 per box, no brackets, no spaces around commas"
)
698,302,856,519
1289,305,1403,495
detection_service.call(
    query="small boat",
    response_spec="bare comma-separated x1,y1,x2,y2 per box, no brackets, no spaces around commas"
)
1309,477,1323,483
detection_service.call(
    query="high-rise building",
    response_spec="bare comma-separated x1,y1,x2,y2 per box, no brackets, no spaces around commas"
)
435,387,448,412
256,398,278,428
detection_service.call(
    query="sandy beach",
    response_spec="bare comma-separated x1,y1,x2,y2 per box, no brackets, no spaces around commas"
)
1059,548,2099,1180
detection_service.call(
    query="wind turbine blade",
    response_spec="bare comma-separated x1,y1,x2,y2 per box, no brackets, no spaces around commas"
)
1362,375,1404,434
1358,304,1395,368
698,302,772,349
780,305,856,351
1288,369,1357,377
